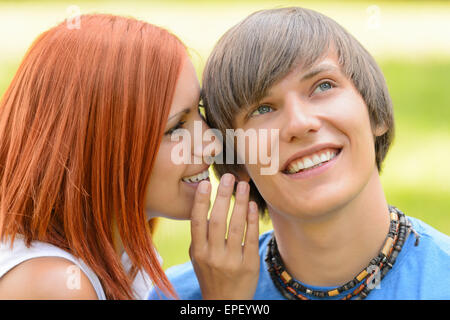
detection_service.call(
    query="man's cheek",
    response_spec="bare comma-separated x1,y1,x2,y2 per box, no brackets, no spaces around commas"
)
241,130,280,176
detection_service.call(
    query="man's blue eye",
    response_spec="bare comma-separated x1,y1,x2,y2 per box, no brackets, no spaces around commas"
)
251,105,273,117
313,81,333,94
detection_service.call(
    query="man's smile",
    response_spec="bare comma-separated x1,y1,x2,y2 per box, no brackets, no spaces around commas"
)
281,143,342,173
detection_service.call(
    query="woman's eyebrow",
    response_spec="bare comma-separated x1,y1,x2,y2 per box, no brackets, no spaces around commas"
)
300,63,341,82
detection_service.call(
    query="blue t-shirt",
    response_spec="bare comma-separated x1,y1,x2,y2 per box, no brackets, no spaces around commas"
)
148,216,450,300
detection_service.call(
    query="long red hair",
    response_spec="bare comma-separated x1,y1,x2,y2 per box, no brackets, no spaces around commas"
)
0,14,185,299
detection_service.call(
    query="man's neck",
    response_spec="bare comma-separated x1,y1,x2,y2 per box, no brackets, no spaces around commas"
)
269,169,390,287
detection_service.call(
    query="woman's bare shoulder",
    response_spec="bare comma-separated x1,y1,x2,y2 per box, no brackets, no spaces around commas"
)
0,256,98,299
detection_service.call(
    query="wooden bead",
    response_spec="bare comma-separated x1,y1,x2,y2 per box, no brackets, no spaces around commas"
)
317,291,326,298
390,212,398,221
356,270,369,282
328,289,340,297
287,287,297,295
280,271,292,283
381,237,395,256
354,284,365,295
298,294,309,301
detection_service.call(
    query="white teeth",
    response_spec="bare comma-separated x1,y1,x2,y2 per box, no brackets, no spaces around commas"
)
303,157,314,169
312,155,321,166
286,149,340,174
182,169,209,183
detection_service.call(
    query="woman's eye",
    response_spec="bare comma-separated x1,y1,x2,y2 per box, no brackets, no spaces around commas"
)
165,121,186,136
251,105,274,117
313,81,333,94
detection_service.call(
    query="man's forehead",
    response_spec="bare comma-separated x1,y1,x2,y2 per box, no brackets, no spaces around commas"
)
259,56,342,97
232,51,343,126
286,51,342,83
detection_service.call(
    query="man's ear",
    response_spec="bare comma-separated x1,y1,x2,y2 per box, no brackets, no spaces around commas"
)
374,122,389,137
234,167,251,182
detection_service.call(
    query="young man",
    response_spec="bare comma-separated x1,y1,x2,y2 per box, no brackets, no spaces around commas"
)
148,7,450,300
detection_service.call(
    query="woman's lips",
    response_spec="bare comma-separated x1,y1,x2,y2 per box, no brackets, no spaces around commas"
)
182,177,211,189
181,167,210,188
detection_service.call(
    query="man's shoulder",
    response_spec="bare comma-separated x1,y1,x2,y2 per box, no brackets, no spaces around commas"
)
145,260,202,300
166,261,202,300
408,216,450,256
380,216,450,299
147,230,275,300
166,229,274,282
166,260,196,279
165,260,200,290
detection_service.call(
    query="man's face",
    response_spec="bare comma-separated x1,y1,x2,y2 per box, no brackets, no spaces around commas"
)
233,49,383,220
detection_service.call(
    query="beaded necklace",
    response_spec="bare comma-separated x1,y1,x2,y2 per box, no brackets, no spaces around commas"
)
265,205,420,300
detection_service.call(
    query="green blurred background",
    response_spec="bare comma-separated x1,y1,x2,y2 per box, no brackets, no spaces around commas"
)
1,0,449,270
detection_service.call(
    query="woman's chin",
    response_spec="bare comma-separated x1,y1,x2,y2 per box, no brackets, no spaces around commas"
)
145,200,199,221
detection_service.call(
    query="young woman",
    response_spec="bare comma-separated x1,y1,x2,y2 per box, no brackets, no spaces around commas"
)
0,14,259,300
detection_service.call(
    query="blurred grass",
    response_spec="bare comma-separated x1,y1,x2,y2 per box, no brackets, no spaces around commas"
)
381,59,450,132
0,1,449,270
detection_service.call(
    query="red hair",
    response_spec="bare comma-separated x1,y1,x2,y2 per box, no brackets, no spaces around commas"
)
0,14,185,299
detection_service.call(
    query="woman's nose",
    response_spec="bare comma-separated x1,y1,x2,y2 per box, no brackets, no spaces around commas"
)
192,119,223,163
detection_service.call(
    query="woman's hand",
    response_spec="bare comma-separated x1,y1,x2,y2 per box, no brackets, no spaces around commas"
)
189,173,260,300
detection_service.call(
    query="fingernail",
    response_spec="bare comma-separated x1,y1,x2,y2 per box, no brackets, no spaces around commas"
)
237,181,248,194
221,174,234,187
198,181,210,194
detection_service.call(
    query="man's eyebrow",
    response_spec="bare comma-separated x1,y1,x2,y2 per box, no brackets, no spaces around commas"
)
167,108,190,121
260,63,342,101
300,64,341,82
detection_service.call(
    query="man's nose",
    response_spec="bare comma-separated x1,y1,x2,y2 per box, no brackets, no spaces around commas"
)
279,94,321,142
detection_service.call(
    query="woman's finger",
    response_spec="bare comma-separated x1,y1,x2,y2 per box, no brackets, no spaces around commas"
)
190,180,211,250
226,180,250,255
208,173,235,251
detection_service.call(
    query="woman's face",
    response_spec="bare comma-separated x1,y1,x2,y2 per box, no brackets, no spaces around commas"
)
145,56,213,220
